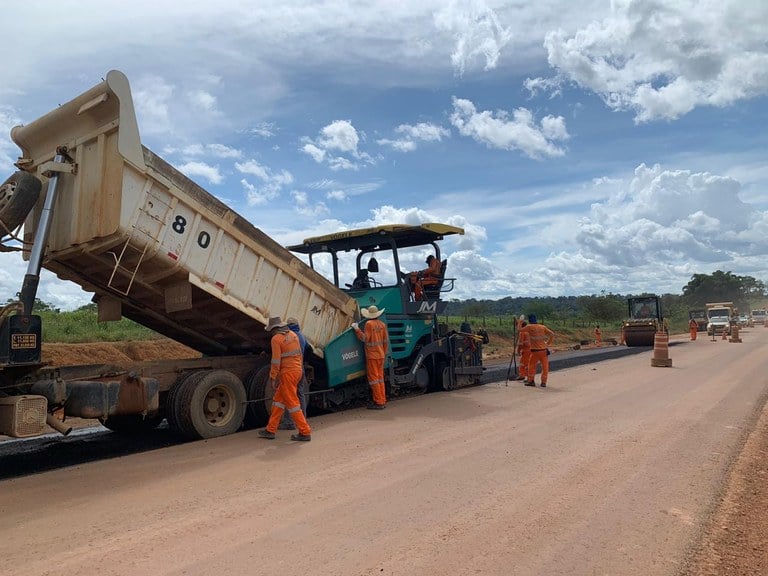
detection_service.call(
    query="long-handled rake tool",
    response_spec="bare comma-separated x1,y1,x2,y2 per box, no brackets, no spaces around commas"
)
505,316,521,386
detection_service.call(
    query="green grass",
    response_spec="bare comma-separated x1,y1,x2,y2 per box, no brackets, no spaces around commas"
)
36,309,692,346
442,315,691,353
38,309,160,343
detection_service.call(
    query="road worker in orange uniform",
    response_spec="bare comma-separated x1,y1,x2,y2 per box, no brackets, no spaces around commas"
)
515,319,530,381
594,325,602,346
689,318,698,341
258,316,312,441
519,314,555,388
409,255,442,301
353,305,389,409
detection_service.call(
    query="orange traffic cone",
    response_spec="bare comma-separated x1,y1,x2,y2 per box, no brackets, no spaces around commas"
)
651,331,672,367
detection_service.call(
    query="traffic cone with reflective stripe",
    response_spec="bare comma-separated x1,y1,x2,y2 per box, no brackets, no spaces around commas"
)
650,331,672,367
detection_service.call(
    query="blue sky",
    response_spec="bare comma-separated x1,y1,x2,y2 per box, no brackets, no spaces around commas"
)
1,0,767,309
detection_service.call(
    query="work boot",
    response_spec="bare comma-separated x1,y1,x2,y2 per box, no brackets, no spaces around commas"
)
524,381,536,387
290,434,311,442
367,404,386,410
515,376,526,381
540,382,547,388
257,429,276,440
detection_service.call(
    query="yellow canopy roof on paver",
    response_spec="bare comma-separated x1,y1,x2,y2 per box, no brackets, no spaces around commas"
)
288,223,464,253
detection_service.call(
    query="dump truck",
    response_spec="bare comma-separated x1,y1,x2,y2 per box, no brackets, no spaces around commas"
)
622,295,667,347
751,309,767,327
0,70,484,441
688,309,708,332
705,302,734,337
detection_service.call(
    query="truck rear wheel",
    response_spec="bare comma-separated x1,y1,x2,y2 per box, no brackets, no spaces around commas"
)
165,371,203,433
176,370,246,439
244,365,275,427
0,171,42,233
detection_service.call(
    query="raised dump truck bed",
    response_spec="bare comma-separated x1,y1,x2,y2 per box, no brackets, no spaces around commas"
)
0,71,484,443
11,71,357,357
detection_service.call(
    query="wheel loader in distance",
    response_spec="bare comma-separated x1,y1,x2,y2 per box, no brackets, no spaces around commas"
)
0,70,484,442
622,295,667,347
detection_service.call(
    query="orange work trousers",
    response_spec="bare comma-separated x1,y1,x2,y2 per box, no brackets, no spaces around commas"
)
690,328,697,341
518,349,531,379
366,358,386,406
266,370,311,435
527,349,549,384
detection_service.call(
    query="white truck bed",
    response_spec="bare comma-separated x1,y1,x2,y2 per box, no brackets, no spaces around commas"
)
11,71,357,356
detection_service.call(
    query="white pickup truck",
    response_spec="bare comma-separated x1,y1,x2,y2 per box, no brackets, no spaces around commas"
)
706,307,732,336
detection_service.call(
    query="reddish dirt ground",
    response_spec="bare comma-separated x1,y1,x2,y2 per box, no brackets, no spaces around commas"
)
41,338,200,366
19,339,768,574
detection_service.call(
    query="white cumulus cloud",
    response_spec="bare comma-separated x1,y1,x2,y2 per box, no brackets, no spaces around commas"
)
175,161,223,185
534,0,768,122
433,0,513,76
576,163,759,268
377,122,450,152
449,97,569,159
301,120,374,171
236,159,294,205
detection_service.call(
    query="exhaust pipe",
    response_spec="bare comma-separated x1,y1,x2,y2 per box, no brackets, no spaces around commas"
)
46,413,72,436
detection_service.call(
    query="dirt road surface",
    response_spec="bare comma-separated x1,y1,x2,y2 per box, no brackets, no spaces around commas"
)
2,332,767,576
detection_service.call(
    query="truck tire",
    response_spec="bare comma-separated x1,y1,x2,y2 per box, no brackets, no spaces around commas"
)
165,371,204,434
176,370,246,439
244,365,275,428
0,171,42,233
99,413,163,434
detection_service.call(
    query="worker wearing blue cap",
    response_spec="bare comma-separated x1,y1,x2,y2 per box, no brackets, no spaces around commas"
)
518,314,555,388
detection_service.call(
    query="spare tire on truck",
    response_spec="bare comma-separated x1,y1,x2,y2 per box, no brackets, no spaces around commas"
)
0,171,42,233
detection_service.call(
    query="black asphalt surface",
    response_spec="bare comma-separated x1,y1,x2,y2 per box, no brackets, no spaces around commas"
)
1,343,670,480
482,342,659,383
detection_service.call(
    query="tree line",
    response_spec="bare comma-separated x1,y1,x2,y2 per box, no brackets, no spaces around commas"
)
445,270,767,324
6,270,767,326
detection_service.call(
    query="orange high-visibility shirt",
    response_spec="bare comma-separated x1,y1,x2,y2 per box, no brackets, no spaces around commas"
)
269,330,303,379
355,318,389,360
518,329,531,352
521,323,554,351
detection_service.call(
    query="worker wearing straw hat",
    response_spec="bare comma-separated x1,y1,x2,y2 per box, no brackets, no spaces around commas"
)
353,305,390,409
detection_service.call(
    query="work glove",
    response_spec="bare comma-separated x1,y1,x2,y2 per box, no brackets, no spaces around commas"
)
268,378,277,390
351,322,358,330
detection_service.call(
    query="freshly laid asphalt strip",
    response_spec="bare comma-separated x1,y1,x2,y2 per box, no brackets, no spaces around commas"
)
481,343,684,384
